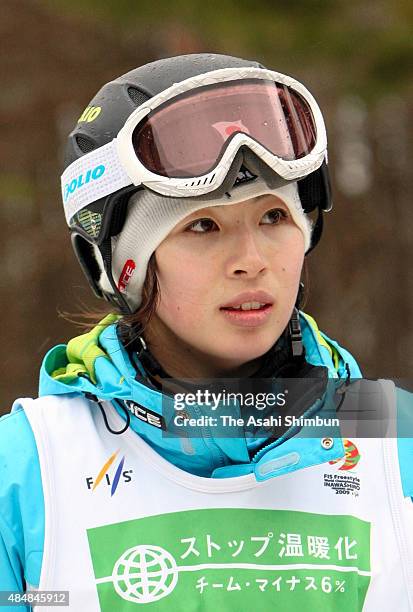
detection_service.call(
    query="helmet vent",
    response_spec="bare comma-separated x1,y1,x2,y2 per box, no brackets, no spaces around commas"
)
75,135,97,154
127,87,150,107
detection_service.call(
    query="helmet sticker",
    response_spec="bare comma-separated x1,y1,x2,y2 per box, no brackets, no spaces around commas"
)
118,260,136,293
78,105,102,123
77,210,102,239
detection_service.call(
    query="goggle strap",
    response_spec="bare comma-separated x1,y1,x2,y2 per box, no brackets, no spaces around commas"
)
61,140,132,224
306,205,324,254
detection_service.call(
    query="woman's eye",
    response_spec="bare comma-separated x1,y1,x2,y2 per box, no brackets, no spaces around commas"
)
186,218,218,233
261,208,288,225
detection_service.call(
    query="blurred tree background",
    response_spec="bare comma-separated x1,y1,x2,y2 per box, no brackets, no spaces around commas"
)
1,0,412,411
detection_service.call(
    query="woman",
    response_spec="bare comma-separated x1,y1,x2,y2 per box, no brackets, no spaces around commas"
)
1,53,412,611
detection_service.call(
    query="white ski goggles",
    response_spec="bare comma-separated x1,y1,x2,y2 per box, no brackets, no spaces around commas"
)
61,67,327,224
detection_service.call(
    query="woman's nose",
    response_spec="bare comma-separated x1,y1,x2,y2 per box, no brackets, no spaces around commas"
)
225,228,268,278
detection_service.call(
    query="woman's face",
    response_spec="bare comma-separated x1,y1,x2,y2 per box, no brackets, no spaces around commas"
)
148,193,305,376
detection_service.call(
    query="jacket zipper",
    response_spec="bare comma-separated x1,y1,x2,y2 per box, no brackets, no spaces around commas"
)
250,376,344,463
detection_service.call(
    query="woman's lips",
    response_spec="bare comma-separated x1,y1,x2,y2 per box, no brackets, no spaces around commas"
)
219,303,273,327
220,290,274,308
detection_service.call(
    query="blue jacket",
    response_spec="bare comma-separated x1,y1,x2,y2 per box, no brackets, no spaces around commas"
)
1,311,412,602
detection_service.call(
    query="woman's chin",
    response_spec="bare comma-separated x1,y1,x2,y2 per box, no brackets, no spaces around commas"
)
218,332,280,358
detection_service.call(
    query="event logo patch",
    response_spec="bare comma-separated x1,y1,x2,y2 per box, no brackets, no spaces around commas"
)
87,508,371,610
324,439,361,497
329,439,360,471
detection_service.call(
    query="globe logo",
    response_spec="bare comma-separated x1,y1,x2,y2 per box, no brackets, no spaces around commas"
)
112,544,178,603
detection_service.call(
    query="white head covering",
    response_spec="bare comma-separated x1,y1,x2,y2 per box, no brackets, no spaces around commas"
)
95,179,312,311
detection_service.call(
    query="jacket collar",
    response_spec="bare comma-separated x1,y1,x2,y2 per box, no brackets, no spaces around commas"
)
39,312,361,479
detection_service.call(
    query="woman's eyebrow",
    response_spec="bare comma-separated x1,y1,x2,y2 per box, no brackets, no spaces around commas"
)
183,209,214,220
255,194,288,206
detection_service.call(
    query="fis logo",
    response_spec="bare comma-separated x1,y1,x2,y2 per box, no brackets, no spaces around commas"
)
86,450,133,496
64,164,105,202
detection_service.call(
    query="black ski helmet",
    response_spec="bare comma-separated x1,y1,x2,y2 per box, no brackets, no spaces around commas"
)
64,53,332,313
